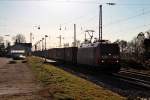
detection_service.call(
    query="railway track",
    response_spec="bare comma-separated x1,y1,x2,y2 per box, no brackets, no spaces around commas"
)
120,68,150,75
112,73,150,90
119,69,150,82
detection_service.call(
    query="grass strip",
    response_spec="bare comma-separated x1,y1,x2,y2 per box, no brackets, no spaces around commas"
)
28,57,125,100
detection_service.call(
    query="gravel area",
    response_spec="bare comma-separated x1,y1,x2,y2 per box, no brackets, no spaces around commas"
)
0,57,46,100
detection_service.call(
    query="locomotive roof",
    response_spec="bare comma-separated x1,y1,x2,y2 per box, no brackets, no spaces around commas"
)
80,42,117,48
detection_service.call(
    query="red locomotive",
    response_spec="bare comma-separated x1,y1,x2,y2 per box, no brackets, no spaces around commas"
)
77,42,120,71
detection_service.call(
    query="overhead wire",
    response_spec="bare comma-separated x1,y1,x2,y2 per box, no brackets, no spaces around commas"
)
54,2,150,42
55,2,150,31
114,23,150,36
86,7,150,37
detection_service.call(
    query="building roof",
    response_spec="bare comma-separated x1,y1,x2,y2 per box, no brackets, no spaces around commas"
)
9,43,32,50
14,43,32,48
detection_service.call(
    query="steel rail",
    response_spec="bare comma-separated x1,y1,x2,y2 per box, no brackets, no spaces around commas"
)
119,70,150,79
120,68,150,76
112,73,150,89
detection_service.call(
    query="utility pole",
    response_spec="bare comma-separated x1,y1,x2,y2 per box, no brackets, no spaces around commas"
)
30,32,32,44
42,38,44,51
85,32,87,41
40,40,42,51
35,41,38,51
98,3,116,42
44,35,48,62
58,24,62,47
57,35,64,47
74,24,76,47
37,40,41,51
99,5,102,41
45,35,48,50
35,45,37,51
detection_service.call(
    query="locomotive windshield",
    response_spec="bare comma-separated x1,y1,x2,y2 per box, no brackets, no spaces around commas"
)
99,44,120,55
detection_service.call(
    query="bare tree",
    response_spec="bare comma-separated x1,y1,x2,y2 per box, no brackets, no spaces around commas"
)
13,34,26,43
137,32,145,54
137,32,145,42
114,39,127,53
0,36,4,43
114,39,120,44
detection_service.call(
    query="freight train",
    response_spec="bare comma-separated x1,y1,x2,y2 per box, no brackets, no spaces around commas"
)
33,42,121,72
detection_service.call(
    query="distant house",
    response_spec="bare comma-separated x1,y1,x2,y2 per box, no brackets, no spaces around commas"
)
8,43,32,57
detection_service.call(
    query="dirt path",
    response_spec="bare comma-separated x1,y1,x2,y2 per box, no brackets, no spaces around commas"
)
0,57,45,100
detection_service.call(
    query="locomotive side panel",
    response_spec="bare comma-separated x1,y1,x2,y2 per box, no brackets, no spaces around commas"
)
77,47,95,66
77,43,121,71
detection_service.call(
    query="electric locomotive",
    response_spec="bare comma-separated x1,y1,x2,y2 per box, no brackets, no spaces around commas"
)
77,41,121,71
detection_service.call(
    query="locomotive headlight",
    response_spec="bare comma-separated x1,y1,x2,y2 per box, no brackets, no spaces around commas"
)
116,60,119,63
101,60,104,63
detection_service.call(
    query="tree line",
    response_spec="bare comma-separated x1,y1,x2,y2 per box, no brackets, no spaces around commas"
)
0,34,26,47
114,31,150,62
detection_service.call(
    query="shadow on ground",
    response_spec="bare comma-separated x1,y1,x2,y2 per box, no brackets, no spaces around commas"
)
8,60,17,64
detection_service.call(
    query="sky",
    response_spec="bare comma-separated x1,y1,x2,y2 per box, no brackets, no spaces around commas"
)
0,0,150,48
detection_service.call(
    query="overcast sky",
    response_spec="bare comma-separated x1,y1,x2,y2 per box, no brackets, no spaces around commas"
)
0,0,150,47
